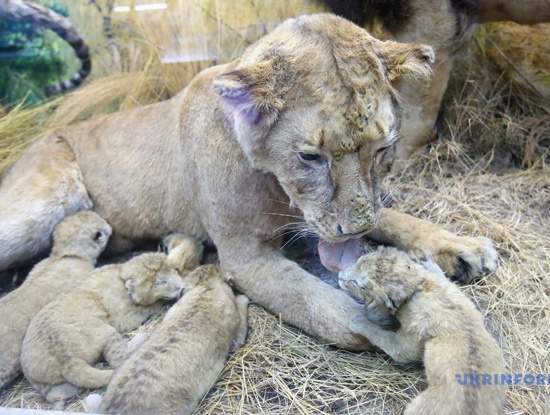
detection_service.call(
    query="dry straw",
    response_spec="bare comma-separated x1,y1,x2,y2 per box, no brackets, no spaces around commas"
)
0,1,549,414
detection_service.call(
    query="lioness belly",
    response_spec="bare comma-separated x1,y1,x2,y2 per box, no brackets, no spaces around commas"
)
63,99,207,244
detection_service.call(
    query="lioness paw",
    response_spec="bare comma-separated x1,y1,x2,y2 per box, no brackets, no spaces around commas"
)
433,236,497,283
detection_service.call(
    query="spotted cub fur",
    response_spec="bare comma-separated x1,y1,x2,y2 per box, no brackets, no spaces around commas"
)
0,211,111,389
20,235,202,409
87,265,248,415
339,247,505,415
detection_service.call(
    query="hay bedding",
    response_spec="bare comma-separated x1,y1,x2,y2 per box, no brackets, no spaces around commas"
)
0,44,549,415
1,144,548,414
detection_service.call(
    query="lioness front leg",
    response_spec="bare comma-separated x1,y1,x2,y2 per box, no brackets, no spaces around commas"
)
368,208,497,283
219,243,372,351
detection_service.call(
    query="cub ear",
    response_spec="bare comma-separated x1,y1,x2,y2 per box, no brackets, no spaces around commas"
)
213,59,285,126
376,40,435,82
121,274,137,290
122,276,142,303
124,278,135,291
222,271,235,287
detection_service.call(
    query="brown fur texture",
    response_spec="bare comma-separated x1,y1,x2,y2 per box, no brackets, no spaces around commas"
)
319,0,550,161
0,14,496,351
0,211,111,389
339,247,506,415
20,249,190,409
88,265,248,415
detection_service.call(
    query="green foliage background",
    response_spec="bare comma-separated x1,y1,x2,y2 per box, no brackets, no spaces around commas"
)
0,0,76,106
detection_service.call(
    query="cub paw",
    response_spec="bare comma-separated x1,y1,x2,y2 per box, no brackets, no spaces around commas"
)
364,301,401,331
433,236,497,283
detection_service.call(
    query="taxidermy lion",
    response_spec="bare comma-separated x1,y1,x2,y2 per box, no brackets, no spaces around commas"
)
86,265,249,415
20,248,190,409
318,0,550,160
0,211,111,389
339,247,506,415
0,14,497,351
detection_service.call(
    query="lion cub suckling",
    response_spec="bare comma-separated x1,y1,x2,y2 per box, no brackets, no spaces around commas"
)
0,211,111,389
339,247,505,415
86,264,249,415
20,234,202,409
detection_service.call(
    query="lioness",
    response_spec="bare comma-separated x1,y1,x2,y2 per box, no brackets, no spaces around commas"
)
0,14,496,350
339,247,505,414
0,211,111,389
87,265,249,415
20,251,187,409
319,0,550,159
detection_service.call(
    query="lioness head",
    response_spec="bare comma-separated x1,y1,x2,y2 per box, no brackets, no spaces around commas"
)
52,211,112,263
121,253,185,306
214,14,434,242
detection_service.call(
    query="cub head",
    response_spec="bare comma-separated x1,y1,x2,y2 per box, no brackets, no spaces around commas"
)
160,233,204,273
178,264,225,290
52,211,112,263
338,247,425,329
214,14,434,242
121,253,185,306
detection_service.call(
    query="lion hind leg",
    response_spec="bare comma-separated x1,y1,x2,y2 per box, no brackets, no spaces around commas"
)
46,383,80,410
230,295,250,352
62,358,113,389
0,135,92,272
103,330,128,368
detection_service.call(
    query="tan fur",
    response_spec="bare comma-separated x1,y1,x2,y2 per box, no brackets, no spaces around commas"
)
0,14,496,350
367,208,497,283
160,233,204,273
0,211,111,389
379,0,550,160
93,265,248,415
339,247,506,415
20,251,187,408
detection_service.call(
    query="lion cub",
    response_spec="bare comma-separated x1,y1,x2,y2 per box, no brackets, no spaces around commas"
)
88,265,249,415
0,211,111,389
339,247,505,415
20,235,200,409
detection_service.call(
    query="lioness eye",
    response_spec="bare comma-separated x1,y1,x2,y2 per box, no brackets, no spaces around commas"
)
298,152,322,163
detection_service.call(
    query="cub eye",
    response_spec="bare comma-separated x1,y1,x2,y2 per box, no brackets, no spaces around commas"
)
298,152,322,163
93,231,103,241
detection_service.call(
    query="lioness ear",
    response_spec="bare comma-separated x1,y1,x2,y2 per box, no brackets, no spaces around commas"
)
213,60,285,125
214,58,291,163
377,41,435,82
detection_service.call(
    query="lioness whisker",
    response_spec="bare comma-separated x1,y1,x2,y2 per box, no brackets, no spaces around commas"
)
262,212,303,219
272,221,306,234
280,229,309,250
266,198,292,207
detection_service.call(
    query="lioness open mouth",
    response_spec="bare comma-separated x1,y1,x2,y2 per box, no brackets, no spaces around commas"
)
318,237,368,274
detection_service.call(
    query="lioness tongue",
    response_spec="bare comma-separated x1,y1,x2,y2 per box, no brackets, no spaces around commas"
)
318,238,365,273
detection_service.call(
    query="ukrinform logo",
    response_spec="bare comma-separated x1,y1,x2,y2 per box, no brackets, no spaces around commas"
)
455,373,550,386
